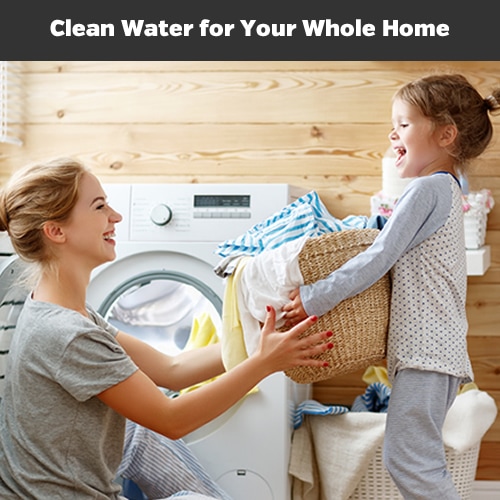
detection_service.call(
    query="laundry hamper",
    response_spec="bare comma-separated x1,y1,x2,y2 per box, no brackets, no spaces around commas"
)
284,229,391,384
349,442,480,500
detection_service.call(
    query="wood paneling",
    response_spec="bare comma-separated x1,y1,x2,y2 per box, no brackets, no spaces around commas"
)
1,60,499,482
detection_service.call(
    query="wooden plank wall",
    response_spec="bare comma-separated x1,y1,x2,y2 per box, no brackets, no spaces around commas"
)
1,61,499,480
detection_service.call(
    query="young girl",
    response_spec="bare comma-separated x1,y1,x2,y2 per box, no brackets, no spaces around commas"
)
0,158,333,499
283,73,500,499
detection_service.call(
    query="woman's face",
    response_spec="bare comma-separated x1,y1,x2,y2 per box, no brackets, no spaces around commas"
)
60,172,122,271
388,97,455,178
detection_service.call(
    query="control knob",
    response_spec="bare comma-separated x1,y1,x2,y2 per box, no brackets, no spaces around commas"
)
150,203,173,226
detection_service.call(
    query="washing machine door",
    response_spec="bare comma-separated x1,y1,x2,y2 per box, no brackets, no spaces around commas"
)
0,256,29,397
88,250,223,357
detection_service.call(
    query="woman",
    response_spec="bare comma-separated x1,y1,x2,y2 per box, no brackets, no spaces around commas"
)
0,157,333,499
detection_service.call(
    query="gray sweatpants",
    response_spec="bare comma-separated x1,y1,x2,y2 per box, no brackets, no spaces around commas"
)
383,369,461,500
117,420,232,500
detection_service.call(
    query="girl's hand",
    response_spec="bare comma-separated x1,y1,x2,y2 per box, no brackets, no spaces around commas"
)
255,305,333,374
282,287,308,327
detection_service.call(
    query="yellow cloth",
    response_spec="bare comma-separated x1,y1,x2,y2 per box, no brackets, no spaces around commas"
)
221,257,251,371
179,296,259,394
184,312,219,350
220,257,258,394
458,381,479,394
362,365,391,388
179,312,221,394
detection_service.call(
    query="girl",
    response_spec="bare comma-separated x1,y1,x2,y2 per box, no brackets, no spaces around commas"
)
283,73,500,499
0,158,333,499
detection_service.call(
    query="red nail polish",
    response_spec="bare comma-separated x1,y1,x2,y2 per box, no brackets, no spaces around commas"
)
323,362,329,367
310,315,318,321
326,331,333,337
266,305,271,312
327,343,334,349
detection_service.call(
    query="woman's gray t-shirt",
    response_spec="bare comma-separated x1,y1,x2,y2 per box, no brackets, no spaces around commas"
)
0,295,138,499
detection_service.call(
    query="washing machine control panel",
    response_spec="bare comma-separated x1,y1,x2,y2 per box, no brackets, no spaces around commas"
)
105,183,307,243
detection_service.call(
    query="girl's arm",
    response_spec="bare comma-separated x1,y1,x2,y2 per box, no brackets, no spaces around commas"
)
98,306,332,439
284,175,454,324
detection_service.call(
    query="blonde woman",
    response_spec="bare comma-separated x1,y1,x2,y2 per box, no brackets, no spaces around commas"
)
0,158,333,499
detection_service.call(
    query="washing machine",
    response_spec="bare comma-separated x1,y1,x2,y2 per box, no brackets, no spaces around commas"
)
0,184,312,500
0,234,25,400
84,183,312,500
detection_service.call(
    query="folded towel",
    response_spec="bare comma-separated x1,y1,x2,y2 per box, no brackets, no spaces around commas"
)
442,389,498,453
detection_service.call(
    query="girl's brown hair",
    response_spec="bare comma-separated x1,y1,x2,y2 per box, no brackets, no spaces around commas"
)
395,73,500,169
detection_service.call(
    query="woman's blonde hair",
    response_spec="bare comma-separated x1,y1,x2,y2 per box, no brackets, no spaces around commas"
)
0,158,89,274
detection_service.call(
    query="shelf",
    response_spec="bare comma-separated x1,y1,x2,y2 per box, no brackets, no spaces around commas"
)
466,246,490,276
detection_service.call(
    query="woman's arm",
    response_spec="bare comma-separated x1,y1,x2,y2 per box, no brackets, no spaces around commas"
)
98,306,333,440
116,332,225,392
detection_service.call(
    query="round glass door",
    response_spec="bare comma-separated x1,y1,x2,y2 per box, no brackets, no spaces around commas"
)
97,271,222,356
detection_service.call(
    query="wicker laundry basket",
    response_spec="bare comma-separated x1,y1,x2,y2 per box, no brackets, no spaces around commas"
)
285,229,391,384
349,442,480,499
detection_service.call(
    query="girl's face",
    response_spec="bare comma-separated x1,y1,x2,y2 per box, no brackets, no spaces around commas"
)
60,172,122,271
388,97,456,178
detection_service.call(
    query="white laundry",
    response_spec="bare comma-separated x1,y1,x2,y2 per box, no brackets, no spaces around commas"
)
237,235,308,356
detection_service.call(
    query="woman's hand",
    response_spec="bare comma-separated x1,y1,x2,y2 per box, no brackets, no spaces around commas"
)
282,287,308,328
100,304,333,439
255,304,333,374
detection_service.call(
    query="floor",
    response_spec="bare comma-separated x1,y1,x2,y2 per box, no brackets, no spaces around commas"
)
471,481,500,499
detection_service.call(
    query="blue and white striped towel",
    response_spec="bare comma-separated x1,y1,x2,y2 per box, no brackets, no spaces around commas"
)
293,399,350,429
293,383,392,430
215,191,384,258
351,382,391,413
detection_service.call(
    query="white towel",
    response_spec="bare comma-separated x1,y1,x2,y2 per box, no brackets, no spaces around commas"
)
290,419,320,500
290,412,386,500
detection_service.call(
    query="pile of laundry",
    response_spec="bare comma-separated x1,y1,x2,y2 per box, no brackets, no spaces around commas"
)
289,365,498,500
214,190,386,370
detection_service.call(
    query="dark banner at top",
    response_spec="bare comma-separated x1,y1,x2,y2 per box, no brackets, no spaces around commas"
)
1,1,497,61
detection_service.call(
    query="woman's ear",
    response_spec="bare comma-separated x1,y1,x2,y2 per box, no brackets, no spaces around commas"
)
439,124,458,147
42,221,66,244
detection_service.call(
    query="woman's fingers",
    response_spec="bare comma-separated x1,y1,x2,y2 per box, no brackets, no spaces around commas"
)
289,319,334,367
261,304,277,333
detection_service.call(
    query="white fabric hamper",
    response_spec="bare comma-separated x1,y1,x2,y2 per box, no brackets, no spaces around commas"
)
349,442,480,499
